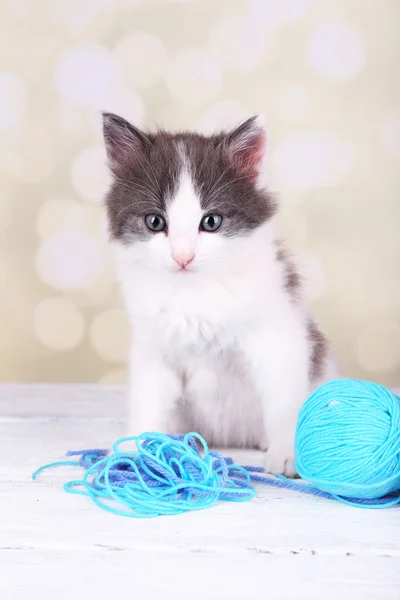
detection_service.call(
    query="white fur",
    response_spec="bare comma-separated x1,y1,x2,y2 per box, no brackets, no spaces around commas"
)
112,156,338,476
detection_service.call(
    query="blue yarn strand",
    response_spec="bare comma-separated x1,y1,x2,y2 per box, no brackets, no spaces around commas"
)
32,460,81,480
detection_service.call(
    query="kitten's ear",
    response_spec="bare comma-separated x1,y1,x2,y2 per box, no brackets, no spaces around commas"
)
225,116,267,187
102,112,150,174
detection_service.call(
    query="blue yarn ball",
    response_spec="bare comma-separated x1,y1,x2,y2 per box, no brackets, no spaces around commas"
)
295,378,400,500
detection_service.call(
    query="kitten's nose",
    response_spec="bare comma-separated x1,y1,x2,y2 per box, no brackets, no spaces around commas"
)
172,251,195,269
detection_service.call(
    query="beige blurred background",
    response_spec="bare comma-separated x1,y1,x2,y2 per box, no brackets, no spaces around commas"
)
0,0,399,386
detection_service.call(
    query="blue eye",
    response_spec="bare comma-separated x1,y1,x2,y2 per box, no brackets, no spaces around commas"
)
200,214,222,232
145,214,166,232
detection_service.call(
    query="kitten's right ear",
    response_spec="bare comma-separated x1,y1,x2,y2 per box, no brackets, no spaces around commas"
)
102,112,150,174
224,116,267,187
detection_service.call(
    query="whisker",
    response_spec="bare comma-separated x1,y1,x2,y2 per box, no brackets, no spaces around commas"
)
206,175,249,205
111,178,164,209
202,162,233,198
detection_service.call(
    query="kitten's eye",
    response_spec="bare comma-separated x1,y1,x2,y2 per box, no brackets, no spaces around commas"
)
145,214,166,232
200,214,222,232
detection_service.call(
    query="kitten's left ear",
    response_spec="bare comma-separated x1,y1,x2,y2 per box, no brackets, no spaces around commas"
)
102,112,151,175
225,116,267,187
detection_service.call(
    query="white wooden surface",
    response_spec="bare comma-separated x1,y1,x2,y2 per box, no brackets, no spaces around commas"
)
0,384,399,600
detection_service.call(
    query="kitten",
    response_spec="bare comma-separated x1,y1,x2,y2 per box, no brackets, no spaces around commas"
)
102,112,338,476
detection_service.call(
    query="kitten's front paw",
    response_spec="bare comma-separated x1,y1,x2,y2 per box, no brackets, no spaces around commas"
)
264,438,297,477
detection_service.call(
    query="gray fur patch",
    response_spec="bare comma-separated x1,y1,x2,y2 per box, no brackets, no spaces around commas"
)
308,320,328,380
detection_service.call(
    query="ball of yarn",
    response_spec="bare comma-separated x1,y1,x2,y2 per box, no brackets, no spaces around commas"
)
295,378,400,501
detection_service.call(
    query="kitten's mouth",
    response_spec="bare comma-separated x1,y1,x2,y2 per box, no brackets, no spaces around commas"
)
171,263,196,273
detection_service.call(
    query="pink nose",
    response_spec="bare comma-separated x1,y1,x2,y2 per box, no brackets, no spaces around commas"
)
172,252,195,269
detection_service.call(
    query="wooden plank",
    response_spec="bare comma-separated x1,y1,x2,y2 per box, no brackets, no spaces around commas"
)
0,383,126,419
1,549,399,600
0,383,399,599
1,422,399,558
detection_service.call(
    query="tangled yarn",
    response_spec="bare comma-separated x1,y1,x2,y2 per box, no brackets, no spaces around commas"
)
33,433,258,517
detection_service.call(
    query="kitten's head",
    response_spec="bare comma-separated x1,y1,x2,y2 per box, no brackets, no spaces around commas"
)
102,113,276,274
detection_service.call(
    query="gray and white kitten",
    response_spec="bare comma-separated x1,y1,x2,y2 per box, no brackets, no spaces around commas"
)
102,112,338,476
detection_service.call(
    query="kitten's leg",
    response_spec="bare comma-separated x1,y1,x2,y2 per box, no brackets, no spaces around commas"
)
127,343,182,437
246,320,310,477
